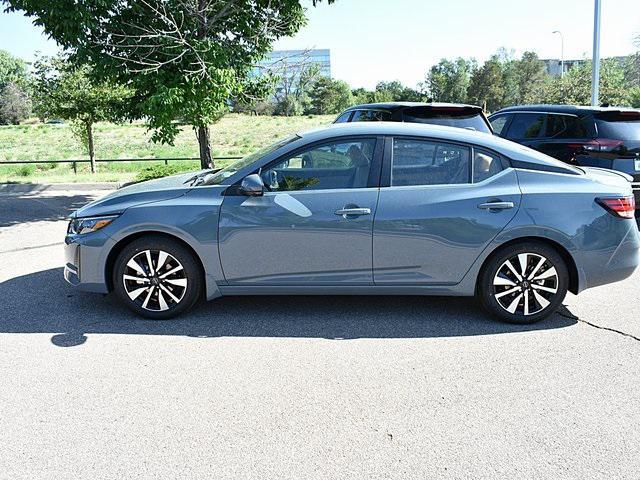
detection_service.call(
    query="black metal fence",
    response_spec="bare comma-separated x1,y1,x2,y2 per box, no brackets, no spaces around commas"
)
0,156,243,174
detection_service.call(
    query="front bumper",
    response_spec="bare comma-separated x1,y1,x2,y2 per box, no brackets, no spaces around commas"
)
63,232,113,294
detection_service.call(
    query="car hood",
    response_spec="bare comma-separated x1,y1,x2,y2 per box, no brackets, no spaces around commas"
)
72,171,198,218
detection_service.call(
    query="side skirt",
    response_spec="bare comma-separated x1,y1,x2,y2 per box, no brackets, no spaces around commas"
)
217,284,470,297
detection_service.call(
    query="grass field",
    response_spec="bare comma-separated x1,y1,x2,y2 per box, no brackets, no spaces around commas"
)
0,114,334,183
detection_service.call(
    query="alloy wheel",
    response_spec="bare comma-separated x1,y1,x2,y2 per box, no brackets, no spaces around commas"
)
492,252,559,316
122,249,188,312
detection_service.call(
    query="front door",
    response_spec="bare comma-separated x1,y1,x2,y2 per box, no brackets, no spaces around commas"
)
219,137,381,285
373,137,521,284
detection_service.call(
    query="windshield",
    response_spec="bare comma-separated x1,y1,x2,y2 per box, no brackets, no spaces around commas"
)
202,134,299,185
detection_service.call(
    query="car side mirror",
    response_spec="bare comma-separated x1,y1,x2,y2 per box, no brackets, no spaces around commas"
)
240,174,264,196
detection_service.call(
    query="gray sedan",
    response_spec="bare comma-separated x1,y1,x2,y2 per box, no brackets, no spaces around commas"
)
64,123,640,323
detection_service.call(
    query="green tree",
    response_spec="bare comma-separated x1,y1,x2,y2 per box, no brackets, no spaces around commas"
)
31,56,133,173
0,82,31,124
0,49,28,90
374,81,422,102
5,0,334,169
351,87,374,105
467,55,506,112
423,58,476,103
308,77,353,114
513,51,548,104
272,63,321,116
540,59,629,106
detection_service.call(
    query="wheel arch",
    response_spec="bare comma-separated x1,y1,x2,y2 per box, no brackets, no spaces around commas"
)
477,236,580,295
105,231,206,293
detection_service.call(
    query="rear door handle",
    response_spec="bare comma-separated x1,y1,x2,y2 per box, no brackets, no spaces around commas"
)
478,201,514,210
335,207,371,217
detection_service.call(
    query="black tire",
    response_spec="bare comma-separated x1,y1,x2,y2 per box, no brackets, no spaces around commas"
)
112,235,203,319
477,241,569,324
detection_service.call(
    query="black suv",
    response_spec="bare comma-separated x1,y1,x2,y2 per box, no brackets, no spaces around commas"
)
334,102,493,134
489,105,640,207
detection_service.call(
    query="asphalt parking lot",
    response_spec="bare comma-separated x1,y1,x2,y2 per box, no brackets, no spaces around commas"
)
1,186,639,479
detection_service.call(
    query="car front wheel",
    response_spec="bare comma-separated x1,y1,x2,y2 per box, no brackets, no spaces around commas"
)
478,241,569,324
113,236,203,319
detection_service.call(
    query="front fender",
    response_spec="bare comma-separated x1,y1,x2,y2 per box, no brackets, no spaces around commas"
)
105,186,227,300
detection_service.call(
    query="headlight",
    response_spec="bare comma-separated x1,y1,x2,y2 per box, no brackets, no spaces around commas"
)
67,215,119,235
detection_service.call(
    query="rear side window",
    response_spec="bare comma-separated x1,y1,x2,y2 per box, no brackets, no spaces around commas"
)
544,114,588,138
351,109,392,122
391,138,470,186
403,107,491,133
334,111,352,123
506,113,544,139
595,112,640,141
473,149,503,183
489,114,511,136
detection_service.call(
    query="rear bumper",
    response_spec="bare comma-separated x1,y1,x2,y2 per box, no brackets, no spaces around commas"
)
580,219,640,291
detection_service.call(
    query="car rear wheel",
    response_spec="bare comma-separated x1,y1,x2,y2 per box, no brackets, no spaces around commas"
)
478,241,569,324
113,236,203,319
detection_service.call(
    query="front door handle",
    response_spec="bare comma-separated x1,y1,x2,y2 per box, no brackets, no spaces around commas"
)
478,201,514,210
335,207,371,218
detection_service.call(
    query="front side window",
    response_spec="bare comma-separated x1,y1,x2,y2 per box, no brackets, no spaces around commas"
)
392,139,470,186
473,149,503,183
506,113,544,139
260,138,376,191
203,135,299,185
489,114,511,136
351,109,392,122
334,111,352,123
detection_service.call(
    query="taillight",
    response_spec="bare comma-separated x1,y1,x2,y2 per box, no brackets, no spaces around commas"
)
596,196,636,219
579,138,624,152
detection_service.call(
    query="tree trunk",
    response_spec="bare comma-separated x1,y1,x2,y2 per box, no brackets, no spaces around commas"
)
87,122,96,174
196,125,213,170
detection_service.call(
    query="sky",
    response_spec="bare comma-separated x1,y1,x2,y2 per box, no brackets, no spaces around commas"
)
1,0,638,89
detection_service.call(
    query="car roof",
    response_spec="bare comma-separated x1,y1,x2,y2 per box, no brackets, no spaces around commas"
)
343,102,483,112
296,122,579,174
491,104,640,116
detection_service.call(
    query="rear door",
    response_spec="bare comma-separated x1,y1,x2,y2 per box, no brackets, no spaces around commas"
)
534,113,592,163
373,137,521,285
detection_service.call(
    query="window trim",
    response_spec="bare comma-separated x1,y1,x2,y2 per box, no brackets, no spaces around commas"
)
241,135,384,193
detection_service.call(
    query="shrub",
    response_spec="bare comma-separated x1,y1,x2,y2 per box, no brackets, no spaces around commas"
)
134,164,186,182
14,164,35,177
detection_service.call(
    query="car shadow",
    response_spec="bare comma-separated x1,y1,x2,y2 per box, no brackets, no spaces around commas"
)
0,192,98,227
0,268,578,347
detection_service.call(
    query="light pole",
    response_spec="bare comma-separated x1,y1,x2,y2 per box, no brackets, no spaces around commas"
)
552,30,564,78
591,0,602,106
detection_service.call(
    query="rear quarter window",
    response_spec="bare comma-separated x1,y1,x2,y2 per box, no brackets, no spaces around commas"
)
544,114,588,139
